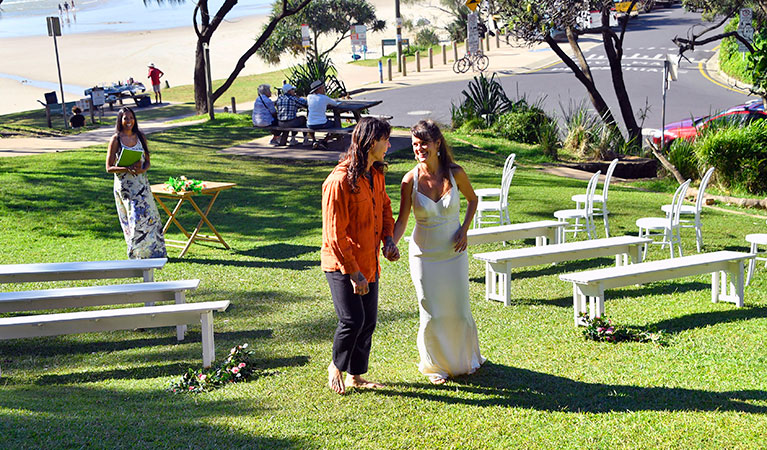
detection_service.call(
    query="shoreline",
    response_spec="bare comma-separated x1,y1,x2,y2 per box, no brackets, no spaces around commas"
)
0,0,439,116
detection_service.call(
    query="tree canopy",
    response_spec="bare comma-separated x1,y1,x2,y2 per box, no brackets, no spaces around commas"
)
257,0,385,65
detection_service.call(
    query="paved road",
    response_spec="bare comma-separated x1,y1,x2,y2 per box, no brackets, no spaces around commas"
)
358,5,756,132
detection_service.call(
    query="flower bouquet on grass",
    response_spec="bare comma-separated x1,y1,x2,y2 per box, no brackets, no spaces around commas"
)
581,315,667,346
170,343,256,393
165,176,205,194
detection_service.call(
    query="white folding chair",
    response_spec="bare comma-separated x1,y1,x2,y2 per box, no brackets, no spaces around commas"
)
473,153,515,228
661,167,715,252
746,220,767,286
636,179,691,259
475,166,516,228
554,171,600,243
572,158,618,238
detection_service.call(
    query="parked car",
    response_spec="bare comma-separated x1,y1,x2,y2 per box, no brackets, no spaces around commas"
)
651,99,767,148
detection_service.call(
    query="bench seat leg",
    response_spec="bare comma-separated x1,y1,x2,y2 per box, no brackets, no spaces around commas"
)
714,261,746,307
201,311,215,368
485,262,511,306
573,284,588,326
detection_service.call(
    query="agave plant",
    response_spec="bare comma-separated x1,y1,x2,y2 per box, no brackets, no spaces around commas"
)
286,50,347,98
459,73,512,127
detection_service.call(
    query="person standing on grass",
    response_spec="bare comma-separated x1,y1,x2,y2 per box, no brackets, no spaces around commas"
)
106,107,167,259
321,117,400,395
147,63,164,104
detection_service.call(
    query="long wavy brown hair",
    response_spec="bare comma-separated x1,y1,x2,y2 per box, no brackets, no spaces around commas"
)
114,107,149,154
410,119,455,171
342,117,392,192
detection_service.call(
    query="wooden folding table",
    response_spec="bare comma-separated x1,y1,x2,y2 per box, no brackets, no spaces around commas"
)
151,181,236,257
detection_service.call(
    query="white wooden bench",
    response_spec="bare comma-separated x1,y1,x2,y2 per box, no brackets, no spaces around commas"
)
467,220,566,246
560,250,756,326
0,301,230,369
474,236,651,306
0,258,167,284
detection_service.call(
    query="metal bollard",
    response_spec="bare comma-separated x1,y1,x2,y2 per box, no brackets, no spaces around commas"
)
231,97,237,114
453,41,458,62
429,47,433,69
378,60,383,83
402,55,407,76
442,44,447,65
496,34,500,49
416,51,420,72
387,58,392,81
485,35,490,51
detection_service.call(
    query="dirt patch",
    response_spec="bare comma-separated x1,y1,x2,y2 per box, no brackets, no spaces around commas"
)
558,156,657,179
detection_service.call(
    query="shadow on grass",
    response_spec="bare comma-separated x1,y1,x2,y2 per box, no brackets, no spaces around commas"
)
34,355,309,386
647,306,767,334
0,385,310,449
378,361,767,414
235,243,318,259
176,256,319,271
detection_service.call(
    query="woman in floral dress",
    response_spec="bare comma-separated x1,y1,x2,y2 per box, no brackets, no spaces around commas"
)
105,107,167,259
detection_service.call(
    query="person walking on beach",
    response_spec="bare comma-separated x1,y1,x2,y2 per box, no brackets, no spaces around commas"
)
147,63,164,104
106,107,167,259
321,117,400,395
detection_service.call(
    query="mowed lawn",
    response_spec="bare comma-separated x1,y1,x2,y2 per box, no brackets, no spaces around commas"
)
0,114,766,449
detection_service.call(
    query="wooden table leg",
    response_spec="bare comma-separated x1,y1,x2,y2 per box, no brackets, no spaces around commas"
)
154,195,191,237
178,192,229,257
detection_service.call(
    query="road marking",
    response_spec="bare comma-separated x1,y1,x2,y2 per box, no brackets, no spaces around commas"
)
407,110,432,115
697,61,746,93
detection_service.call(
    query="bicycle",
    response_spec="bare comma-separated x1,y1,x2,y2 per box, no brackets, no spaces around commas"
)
452,51,490,74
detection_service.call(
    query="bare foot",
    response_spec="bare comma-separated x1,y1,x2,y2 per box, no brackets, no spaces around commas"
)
328,362,345,395
346,374,384,389
429,375,447,385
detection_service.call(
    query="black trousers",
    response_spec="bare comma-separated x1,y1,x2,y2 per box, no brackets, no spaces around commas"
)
325,271,379,375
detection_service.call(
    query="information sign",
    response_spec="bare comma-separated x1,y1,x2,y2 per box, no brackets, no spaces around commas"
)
350,25,367,47
301,24,311,48
738,8,754,52
46,16,61,37
467,12,479,54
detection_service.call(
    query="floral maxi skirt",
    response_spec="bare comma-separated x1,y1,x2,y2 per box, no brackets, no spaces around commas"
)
114,173,167,259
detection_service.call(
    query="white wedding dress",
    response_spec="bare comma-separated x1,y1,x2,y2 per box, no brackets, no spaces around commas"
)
408,167,485,380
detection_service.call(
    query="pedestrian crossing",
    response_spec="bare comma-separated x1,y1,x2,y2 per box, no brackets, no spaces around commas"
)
546,47,715,73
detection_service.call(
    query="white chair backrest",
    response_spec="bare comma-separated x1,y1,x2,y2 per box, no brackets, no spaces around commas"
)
670,179,692,227
585,170,601,216
694,167,715,213
500,166,516,210
500,153,516,185
602,158,619,202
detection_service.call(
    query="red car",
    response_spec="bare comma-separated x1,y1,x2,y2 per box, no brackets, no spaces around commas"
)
652,99,767,148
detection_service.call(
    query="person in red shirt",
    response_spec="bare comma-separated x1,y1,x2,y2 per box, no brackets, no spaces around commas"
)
321,117,400,395
147,63,164,104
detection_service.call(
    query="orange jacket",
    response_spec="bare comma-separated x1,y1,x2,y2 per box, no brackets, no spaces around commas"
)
321,161,394,281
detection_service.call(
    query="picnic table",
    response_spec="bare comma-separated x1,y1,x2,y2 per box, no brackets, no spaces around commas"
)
151,181,236,257
84,83,150,109
329,100,383,126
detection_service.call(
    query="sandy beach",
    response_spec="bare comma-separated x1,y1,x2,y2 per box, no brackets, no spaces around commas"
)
0,0,444,115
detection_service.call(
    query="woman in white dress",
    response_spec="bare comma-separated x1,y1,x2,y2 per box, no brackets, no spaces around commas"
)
393,120,485,384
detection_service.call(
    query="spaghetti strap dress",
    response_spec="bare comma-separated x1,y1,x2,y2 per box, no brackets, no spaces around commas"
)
408,167,485,380
113,138,167,259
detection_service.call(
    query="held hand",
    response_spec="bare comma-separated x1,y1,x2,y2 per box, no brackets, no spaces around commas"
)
350,271,369,296
128,161,142,175
383,242,400,262
453,227,468,253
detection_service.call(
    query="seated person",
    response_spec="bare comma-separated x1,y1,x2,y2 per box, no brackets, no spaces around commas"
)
69,106,86,128
306,80,339,131
252,84,281,145
275,83,308,146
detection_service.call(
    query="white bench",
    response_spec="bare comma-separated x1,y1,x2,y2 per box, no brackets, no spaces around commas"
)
560,250,756,326
467,220,566,246
0,301,230,370
0,258,167,284
474,236,651,306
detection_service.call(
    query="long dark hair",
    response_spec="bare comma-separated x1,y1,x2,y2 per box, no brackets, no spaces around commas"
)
410,120,455,171
343,117,392,192
115,107,148,153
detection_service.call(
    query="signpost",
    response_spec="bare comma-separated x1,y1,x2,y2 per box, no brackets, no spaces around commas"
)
660,54,679,150
465,0,480,12
738,8,754,53
350,24,367,59
46,16,67,128
301,24,311,49
467,12,479,55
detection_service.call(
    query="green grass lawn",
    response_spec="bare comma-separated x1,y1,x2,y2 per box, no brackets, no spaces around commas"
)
1,114,767,448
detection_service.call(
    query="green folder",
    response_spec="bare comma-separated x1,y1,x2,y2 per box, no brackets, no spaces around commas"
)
116,147,143,167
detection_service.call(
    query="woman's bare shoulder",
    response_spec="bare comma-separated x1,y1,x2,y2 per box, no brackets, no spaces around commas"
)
401,167,417,184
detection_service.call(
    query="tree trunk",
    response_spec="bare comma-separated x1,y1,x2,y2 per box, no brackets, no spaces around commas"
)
603,31,642,147
194,40,208,113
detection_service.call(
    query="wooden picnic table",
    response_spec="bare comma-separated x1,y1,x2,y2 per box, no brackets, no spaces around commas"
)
330,100,383,127
151,181,236,257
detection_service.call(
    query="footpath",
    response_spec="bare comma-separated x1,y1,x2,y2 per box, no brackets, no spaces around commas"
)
0,39,569,158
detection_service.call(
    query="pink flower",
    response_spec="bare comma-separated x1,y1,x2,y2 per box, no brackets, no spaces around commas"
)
198,374,207,381
189,386,194,390
231,367,240,374
597,327,605,333
238,363,246,368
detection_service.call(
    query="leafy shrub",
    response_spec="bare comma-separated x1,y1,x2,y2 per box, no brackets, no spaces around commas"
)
537,118,560,159
415,28,440,47
560,99,622,160
667,138,699,180
695,120,767,195
495,109,548,144
719,16,754,84
451,73,511,128
286,50,346,97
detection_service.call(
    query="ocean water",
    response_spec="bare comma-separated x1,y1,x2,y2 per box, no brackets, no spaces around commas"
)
0,0,270,38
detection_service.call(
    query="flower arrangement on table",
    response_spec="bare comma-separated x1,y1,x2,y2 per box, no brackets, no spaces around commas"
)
164,176,205,194
581,315,667,346
170,343,257,393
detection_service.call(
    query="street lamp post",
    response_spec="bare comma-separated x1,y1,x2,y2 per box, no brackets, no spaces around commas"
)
202,42,214,120
395,0,402,72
